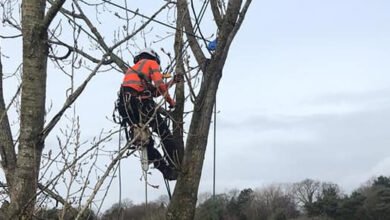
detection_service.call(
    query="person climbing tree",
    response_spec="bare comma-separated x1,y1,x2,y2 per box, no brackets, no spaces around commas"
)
117,48,182,180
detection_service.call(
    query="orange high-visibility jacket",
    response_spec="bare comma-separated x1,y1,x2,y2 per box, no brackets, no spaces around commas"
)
122,59,174,104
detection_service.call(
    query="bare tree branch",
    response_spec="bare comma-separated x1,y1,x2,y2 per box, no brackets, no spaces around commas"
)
220,0,252,63
43,0,67,29
72,1,173,73
75,148,135,220
0,55,16,187
109,1,172,53
37,183,72,208
167,1,252,219
210,0,223,28
177,0,207,67
47,0,83,19
76,100,168,219
0,84,21,129
49,40,112,64
72,1,128,72
0,34,22,39
40,57,106,141
16,128,121,218
214,0,243,60
171,4,186,167
1,1,252,218
2,18,22,32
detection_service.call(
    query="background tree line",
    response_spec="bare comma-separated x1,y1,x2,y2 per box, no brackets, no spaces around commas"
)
28,175,390,220
195,175,390,220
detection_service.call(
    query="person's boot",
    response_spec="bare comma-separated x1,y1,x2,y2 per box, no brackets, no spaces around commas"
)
156,162,178,180
166,164,178,180
165,166,178,180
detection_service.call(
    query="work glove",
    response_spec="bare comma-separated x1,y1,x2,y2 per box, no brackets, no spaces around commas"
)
168,99,176,109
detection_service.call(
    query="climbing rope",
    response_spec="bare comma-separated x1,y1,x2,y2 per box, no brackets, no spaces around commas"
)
144,161,148,212
213,98,217,198
118,127,123,218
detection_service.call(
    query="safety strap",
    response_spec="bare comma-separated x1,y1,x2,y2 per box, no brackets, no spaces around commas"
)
112,99,121,124
124,60,154,90
112,97,131,142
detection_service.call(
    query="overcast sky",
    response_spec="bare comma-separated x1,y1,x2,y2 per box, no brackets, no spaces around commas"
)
101,0,390,208
212,0,390,193
2,0,390,212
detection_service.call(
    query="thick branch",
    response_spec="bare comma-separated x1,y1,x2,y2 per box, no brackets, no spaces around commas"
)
167,1,252,219
220,0,252,63
47,0,83,19
217,0,242,48
177,0,206,66
210,0,223,28
37,183,69,207
0,55,16,186
172,4,186,165
38,183,79,217
43,0,67,29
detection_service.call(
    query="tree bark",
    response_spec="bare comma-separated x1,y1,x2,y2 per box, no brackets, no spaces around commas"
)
167,0,252,219
171,0,186,166
167,62,222,219
0,47,17,195
8,0,48,218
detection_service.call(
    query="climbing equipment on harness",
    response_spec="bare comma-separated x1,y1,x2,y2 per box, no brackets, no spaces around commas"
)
122,59,156,94
132,123,151,148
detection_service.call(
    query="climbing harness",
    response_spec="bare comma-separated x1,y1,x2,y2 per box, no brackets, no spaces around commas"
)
132,123,151,147
112,91,176,201
122,60,157,94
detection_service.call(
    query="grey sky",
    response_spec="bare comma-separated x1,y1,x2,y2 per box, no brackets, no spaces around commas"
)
212,0,390,195
1,0,390,212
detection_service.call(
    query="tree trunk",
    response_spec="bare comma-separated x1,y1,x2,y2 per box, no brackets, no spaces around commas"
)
167,0,251,219
167,62,221,219
171,5,186,165
8,0,48,218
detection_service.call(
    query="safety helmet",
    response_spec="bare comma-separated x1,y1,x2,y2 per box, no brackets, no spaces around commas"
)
134,48,160,64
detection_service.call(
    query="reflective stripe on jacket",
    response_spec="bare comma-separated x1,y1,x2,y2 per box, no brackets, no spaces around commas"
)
122,59,164,92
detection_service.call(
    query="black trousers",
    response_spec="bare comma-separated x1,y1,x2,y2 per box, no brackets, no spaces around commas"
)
118,87,180,169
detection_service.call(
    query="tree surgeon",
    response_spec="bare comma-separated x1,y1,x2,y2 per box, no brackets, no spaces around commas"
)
117,48,183,180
